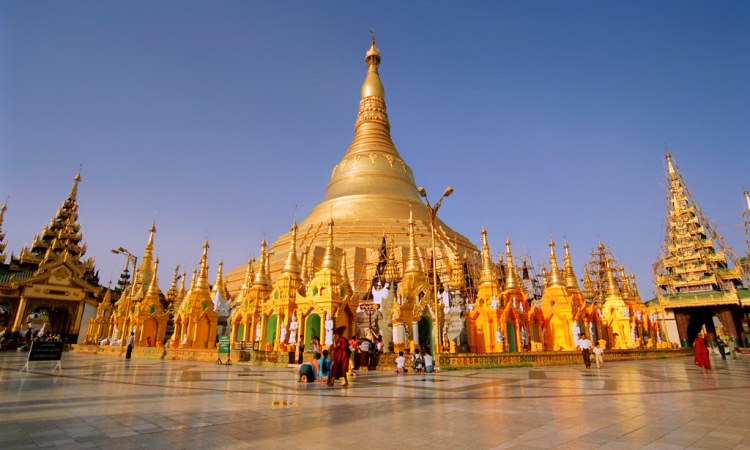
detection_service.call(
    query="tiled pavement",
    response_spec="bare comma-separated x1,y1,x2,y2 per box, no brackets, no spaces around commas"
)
1,352,749,449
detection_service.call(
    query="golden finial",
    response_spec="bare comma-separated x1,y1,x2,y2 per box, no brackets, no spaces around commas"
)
604,256,620,297
582,268,595,300
450,248,466,290
321,219,337,270
146,257,161,297
548,240,563,287
744,188,750,212
404,207,423,274
361,32,384,99
562,242,579,292
283,220,300,275
194,241,210,290
340,250,351,287
300,247,309,284
665,151,677,180
69,169,82,201
254,240,269,286
630,273,641,299
179,271,186,294
505,238,519,290
479,228,494,283
169,265,179,291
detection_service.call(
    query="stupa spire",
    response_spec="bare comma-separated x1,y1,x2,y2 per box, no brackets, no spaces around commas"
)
479,228,494,283
282,221,300,275
505,239,519,290
253,241,270,286
605,256,620,297
321,219,337,270
548,240,564,287
563,242,580,291
194,241,210,290
404,209,423,275
146,257,161,298
69,170,81,201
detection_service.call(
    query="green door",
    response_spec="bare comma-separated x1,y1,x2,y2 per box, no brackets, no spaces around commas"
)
507,321,517,352
265,315,277,345
305,314,321,350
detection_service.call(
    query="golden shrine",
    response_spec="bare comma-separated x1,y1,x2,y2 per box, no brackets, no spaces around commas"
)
172,241,218,349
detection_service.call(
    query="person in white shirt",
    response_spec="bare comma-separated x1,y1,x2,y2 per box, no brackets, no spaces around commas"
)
395,351,406,373
423,352,434,373
593,343,604,369
578,334,592,368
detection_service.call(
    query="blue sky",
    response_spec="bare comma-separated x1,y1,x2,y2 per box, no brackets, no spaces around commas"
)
1,1,748,295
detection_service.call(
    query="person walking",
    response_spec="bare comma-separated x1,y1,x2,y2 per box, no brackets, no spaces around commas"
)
716,336,727,360
693,333,711,374
125,332,135,360
579,334,592,369
328,326,350,387
593,342,604,369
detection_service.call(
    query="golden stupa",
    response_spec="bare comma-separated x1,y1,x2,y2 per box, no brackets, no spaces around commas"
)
227,36,478,296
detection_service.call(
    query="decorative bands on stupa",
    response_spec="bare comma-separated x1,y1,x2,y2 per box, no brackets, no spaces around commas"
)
355,96,390,128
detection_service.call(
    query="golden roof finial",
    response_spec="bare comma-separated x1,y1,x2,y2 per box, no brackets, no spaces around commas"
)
582,268,595,300
283,221,300,275
190,268,197,290
563,242,580,292
505,238,519,290
146,257,161,298
194,241,210,290
604,256,620,296
169,265,179,291
479,228,495,283
665,151,677,181
179,270,186,294
321,219,337,270
619,267,632,299
548,240,563,287
404,207,423,274
630,273,641,299
253,240,270,286
744,188,750,212
361,32,384,99
241,256,255,292
69,169,81,201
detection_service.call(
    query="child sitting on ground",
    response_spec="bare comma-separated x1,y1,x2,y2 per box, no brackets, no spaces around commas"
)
319,349,331,384
395,351,407,373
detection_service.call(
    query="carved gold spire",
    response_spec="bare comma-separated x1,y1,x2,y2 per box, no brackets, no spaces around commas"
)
548,240,564,287
283,221,300,275
619,267,632,300
631,274,641,300
505,239,519,290
190,268,197,290
404,209,423,275
253,240,270,286
340,250,351,287
384,237,401,283
665,151,677,181
136,223,157,293
211,258,231,300
195,241,210,290
605,256,621,297
145,257,161,298
361,32,384,99
479,228,494,283
69,170,81,201
241,257,255,292
450,249,466,290
582,268,595,300
563,242,580,292
321,219,337,270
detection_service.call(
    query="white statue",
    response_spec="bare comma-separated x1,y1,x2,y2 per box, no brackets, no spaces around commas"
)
588,321,594,341
572,322,581,346
441,287,451,313
521,327,529,347
255,322,261,342
112,325,119,341
325,312,334,346
288,315,298,344
491,296,499,310
512,296,517,309
495,328,504,344
656,328,662,343
279,322,287,345
372,282,390,305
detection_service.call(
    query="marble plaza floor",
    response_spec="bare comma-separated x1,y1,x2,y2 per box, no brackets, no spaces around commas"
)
1,352,749,450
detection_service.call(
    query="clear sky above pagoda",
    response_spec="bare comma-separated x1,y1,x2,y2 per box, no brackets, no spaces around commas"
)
1,1,749,295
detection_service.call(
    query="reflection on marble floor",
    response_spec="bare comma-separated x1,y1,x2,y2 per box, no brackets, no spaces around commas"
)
1,353,749,449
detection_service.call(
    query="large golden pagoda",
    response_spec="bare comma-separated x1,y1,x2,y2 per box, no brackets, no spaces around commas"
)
226,36,478,298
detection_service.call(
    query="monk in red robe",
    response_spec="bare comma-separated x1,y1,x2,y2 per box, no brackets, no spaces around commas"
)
328,326,351,387
693,334,711,374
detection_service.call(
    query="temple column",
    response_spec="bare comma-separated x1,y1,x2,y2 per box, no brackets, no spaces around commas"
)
674,310,690,347
72,302,86,335
11,296,28,333
411,321,419,348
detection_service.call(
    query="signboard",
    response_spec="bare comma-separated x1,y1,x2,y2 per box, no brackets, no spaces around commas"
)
218,335,230,354
29,341,64,361
21,341,64,373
